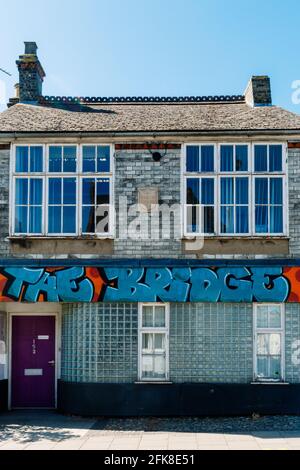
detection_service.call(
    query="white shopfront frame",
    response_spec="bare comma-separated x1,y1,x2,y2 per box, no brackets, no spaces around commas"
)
138,303,170,382
253,303,285,382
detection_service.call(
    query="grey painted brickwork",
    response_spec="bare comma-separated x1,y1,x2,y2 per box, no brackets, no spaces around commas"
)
0,149,10,258
113,148,182,258
288,148,300,256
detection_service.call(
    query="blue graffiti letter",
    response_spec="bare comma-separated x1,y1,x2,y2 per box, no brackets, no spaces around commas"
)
4,268,44,299
251,267,289,302
218,267,252,302
104,268,153,301
190,268,221,302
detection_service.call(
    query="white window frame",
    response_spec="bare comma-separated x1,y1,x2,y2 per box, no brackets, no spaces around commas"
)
184,175,217,236
218,175,251,236
219,143,251,173
252,174,286,236
253,303,285,382
252,143,287,174
182,142,288,237
138,303,170,382
10,143,114,238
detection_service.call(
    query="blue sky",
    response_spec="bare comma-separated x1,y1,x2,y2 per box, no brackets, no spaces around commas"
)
0,0,299,113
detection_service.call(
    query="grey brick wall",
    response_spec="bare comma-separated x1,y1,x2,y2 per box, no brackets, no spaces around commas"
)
113,148,182,258
288,148,300,256
0,149,10,258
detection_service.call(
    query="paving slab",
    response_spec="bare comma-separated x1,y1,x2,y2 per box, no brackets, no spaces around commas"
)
1,412,300,450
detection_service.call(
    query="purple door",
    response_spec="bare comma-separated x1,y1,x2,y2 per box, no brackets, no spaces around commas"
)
11,316,56,408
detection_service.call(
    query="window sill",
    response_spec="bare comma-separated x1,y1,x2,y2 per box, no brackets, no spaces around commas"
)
134,381,173,385
182,236,290,240
251,381,289,385
8,235,114,240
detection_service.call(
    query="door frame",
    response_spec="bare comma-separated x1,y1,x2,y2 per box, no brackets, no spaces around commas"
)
8,312,60,410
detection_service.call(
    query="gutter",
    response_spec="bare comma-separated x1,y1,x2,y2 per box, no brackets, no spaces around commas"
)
1,129,300,139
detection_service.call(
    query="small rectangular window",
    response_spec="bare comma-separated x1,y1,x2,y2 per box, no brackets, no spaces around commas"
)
14,178,43,234
82,145,110,173
220,177,249,234
139,304,169,381
186,145,214,172
82,177,110,234
254,144,283,172
186,177,215,234
254,177,283,234
48,177,77,234
220,145,248,172
254,304,284,382
16,146,43,173
49,146,77,173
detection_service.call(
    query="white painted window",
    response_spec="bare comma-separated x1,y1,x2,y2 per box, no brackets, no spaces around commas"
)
253,304,284,382
10,144,114,237
138,303,169,381
183,143,287,237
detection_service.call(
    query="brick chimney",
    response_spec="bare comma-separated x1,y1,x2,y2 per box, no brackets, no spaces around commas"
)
244,76,272,107
16,42,45,103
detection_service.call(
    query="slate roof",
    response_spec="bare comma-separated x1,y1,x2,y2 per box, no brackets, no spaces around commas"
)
1,99,300,134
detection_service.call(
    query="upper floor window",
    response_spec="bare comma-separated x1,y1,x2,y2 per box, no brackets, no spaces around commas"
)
184,143,286,236
12,144,113,236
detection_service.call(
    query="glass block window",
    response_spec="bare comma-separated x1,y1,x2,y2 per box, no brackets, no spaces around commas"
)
61,303,138,383
254,304,284,382
139,304,169,381
12,144,112,236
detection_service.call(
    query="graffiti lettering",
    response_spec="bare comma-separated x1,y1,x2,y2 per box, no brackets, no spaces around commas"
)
3,266,94,302
0,265,297,303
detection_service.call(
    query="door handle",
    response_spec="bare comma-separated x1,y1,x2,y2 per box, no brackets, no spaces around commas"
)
48,360,55,366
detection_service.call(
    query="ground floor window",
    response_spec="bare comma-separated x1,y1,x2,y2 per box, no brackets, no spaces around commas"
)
138,303,169,381
254,304,284,381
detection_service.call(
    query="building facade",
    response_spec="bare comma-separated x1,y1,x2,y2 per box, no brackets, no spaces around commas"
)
1,42,300,415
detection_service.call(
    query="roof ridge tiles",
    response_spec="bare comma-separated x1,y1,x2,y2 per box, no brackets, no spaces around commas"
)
40,95,245,104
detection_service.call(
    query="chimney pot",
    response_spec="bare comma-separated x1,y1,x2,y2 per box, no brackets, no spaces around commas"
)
24,41,38,55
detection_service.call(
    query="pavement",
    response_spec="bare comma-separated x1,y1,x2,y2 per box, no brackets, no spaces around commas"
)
1,411,300,450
